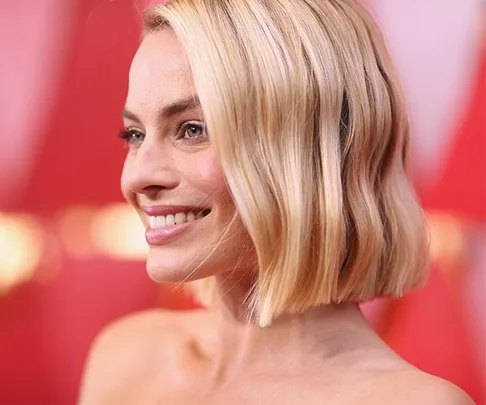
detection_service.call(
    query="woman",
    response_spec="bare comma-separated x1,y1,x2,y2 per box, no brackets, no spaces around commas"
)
79,0,474,403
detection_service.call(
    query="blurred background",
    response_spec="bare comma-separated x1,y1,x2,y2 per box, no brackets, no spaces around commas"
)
0,0,484,403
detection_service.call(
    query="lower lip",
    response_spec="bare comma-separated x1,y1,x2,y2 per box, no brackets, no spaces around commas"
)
145,219,199,245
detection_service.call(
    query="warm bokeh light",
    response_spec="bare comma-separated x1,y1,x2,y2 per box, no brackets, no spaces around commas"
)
428,211,468,268
0,212,44,294
90,203,148,260
34,230,63,285
57,205,98,257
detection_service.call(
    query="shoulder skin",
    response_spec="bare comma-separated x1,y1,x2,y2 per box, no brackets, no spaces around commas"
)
77,308,213,405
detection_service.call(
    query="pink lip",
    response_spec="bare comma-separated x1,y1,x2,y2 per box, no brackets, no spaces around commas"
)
145,221,197,245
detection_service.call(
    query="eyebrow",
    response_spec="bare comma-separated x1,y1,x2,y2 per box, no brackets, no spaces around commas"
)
122,96,201,123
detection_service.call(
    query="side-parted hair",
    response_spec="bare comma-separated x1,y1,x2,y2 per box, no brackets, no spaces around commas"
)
143,0,430,326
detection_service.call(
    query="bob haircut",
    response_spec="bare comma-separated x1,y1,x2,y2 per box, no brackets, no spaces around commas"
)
143,0,430,326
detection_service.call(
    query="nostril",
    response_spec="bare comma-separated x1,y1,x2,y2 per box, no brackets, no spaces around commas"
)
141,185,164,198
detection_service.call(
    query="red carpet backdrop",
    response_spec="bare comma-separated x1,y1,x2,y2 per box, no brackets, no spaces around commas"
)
0,0,484,403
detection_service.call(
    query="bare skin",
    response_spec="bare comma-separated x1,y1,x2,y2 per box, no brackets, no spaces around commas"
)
79,305,472,405
79,29,474,404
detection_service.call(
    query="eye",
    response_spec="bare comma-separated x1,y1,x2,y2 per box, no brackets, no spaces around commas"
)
180,122,207,141
119,128,145,147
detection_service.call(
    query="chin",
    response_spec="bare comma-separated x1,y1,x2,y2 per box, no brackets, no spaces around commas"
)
144,246,214,284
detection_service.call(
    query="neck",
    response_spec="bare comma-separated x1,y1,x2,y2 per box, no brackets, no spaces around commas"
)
206,273,381,384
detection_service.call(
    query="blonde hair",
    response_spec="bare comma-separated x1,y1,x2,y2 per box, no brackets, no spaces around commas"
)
143,0,430,326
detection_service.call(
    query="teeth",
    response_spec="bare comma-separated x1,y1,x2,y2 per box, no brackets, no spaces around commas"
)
165,214,175,226
175,212,187,224
155,216,165,228
148,210,209,229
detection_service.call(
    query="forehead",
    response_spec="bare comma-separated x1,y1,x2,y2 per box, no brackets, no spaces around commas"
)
127,29,196,108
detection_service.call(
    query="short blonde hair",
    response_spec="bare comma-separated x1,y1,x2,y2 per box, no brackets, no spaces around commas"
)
143,0,430,326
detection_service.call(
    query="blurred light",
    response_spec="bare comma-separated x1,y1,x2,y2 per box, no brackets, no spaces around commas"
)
34,230,62,285
91,203,148,260
0,212,44,294
428,211,468,268
57,205,98,257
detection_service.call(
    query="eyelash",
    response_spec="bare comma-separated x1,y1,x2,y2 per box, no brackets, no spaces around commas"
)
118,128,143,145
118,121,207,147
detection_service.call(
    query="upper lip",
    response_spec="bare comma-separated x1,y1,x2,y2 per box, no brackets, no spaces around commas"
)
141,205,209,216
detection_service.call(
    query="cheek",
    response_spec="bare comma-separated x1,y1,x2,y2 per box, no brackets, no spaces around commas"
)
184,152,230,203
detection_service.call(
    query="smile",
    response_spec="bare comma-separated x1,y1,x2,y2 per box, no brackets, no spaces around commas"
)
143,206,211,245
147,208,211,229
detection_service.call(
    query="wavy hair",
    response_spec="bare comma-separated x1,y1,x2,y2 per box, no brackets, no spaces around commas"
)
143,0,430,326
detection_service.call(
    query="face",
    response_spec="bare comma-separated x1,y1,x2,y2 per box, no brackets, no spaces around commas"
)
121,29,253,283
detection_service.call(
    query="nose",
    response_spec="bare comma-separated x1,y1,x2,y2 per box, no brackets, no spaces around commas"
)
122,138,179,200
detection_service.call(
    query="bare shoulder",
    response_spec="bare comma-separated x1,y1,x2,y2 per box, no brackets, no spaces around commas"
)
86,307,216,346
78,308,216,404
373,368,475,405
408,372,475,405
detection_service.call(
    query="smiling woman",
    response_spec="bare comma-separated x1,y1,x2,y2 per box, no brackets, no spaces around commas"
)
78,1,474,404
118,30,252,287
